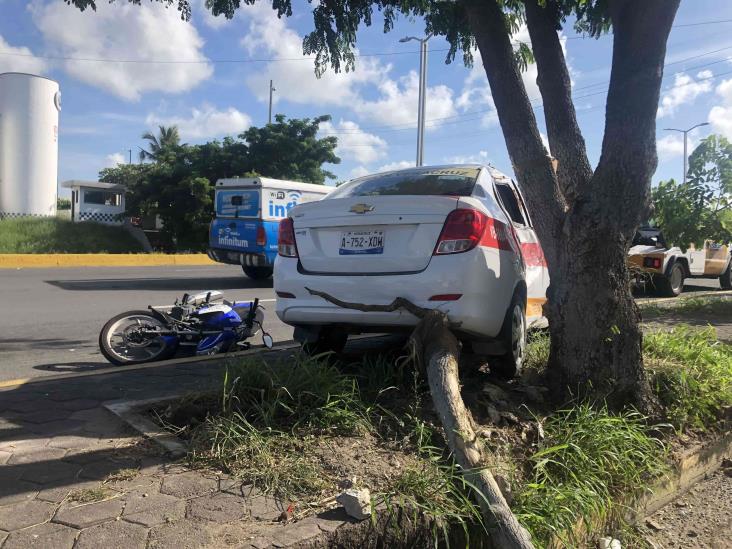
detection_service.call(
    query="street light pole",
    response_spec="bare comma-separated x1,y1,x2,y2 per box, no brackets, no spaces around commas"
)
664,122,709,183
400,35,431,167
268,80,276,125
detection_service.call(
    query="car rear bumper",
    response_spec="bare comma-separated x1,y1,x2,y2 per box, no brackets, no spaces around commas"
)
207,248,273,267
274,248,519,339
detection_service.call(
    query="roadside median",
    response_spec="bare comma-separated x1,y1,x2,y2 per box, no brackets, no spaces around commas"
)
0,253,217,268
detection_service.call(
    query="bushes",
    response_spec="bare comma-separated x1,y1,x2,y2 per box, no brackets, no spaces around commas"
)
0,218,143,253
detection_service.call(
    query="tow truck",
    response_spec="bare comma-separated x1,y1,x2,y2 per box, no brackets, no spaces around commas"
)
628,227,732,297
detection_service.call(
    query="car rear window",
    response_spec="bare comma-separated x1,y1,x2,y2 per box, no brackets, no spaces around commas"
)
329,167,480,199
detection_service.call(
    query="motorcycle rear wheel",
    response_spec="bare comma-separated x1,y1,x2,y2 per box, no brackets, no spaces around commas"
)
99,310,177,366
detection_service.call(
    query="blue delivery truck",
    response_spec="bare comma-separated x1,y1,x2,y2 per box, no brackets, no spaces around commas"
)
207,177,331,279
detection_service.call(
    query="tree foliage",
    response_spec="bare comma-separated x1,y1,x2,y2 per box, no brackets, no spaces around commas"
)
139,125,182,162
652,135,732,249
99,116,340,251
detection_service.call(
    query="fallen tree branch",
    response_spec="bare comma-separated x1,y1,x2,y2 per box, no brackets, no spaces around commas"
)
306,288,534,548
305,287,431,318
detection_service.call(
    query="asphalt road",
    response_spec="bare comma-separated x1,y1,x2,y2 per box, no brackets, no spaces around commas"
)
0,265,290,382
0,265,724,383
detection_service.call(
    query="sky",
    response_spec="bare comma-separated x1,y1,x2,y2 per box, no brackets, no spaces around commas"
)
1,0,732,197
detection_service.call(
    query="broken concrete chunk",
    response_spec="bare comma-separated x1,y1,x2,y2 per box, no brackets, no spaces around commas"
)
597,537,622,549
336,488,371,521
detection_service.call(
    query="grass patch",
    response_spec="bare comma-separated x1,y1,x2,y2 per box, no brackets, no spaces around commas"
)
380,415,485,540
180,351,484,540
0,217,143,253
514,404,667,547
645,326,732,430
104,468,139,483
68,486,112,504
177,323,730,547
640,295,732,319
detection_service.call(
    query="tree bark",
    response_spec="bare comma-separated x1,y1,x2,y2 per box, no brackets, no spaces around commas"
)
523,0,593,203
305,288,535,548
463,0,679,411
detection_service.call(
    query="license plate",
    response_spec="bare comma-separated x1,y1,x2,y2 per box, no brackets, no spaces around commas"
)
339,230,384,255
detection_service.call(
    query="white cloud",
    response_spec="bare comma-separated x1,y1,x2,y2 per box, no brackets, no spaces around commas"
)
105,153,126,167
457,27,570,128
238,3,457,130
657,134,685,158
32,1,212,101
376,160,414,173
145,104,252,140
349,166,371,178
443,150,490,165
709,78,732,138
320,120,387,164
657,70,713,118
0,34,47,74
240,3,386,108
353,71,458,129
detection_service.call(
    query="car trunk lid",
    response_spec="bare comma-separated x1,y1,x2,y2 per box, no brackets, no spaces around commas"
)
292,196,459,274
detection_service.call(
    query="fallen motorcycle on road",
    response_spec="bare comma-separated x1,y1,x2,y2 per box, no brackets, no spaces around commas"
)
99,290,272,365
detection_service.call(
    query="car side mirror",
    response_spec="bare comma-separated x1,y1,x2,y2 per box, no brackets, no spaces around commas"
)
262,333,273,349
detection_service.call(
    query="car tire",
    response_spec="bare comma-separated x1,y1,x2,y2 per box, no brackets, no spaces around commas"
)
490,293,526,379
657,262,685,297
720,262,732,290
242,266,273,280
301,328,348,357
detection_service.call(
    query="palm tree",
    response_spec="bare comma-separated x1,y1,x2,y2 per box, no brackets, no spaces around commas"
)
139,125,181,162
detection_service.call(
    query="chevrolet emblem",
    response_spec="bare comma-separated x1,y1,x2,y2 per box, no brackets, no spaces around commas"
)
349,203,374,214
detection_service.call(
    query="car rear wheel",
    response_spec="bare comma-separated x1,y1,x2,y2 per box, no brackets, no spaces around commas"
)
300,327,348,357
720,262,732,290
657,262,685,297
242,266,273,280
490,294,526,379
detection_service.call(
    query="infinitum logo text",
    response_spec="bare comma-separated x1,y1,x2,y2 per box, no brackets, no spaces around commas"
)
219,236,249,247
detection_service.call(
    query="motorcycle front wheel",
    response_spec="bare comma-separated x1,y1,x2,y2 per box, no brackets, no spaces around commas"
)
99,310,177,366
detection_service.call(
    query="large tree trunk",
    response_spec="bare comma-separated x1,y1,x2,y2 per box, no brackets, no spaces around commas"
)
306,288,534,548
462,0,679,410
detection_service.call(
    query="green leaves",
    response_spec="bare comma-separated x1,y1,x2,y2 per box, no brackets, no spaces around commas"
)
652,134,732,248
99,115,339,251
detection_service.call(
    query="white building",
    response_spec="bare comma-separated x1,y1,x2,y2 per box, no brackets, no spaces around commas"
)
62,181,126,225
0,73,60,219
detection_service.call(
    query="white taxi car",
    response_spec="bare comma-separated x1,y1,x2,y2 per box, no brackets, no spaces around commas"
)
274,165,549,377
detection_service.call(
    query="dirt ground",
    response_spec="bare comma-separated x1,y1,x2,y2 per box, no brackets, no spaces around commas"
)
640,464,732,549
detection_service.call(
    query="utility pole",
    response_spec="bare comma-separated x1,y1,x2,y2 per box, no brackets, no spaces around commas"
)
399,35,431,167
128,149,132,164
268,80,275,125
664,122,709,183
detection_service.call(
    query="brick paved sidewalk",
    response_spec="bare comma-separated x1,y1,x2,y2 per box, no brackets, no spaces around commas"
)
0,355,360,548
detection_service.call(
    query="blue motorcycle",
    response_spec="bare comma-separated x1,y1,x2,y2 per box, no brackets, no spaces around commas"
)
99,290,272,365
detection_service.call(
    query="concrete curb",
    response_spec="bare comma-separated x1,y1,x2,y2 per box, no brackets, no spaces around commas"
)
0,341,300,389
632,429,732,520
104,395,188,458
637,289,732,305
0,253,217,268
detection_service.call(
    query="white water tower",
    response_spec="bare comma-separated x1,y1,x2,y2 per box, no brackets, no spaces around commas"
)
0,73,60,219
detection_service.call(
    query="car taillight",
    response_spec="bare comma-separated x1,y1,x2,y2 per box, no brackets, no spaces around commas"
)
256,225,267,247
278,218,298,258
434,209,488,255
643,257,662,269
